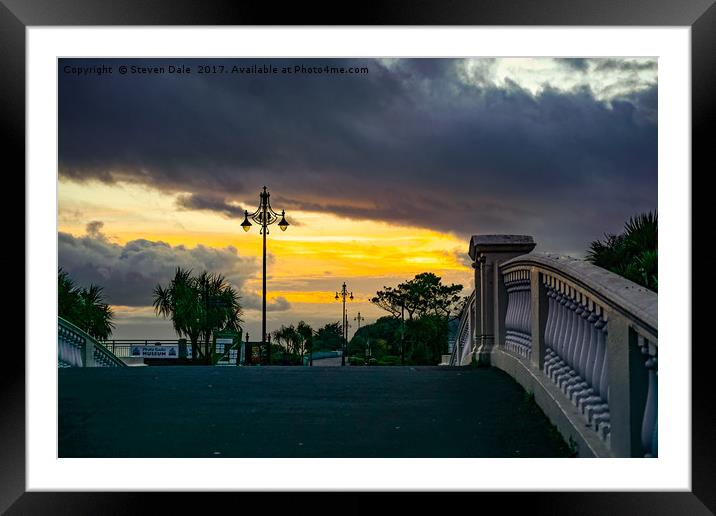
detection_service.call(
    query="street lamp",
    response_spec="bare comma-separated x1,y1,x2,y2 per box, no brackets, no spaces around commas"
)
335,282,353,366
354,312,364,329
241,186,289,365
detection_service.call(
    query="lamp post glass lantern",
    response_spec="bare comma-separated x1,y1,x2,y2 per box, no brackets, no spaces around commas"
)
335,282,353,366
241,186,288,364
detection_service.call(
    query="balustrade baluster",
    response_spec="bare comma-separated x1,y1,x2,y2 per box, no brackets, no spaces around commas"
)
510,282,518,354
515,279,522,354
504,275,513,351
579,313,606,413
547,288,564,376
565,293,579,365
544,286,557,370
560,296,584,389
573,308,599,406
520,279,531,354
566,299,592,400
548,289,568,378
545,287,557,370
554,291,577,385
577,301,591,378
585,319,610,425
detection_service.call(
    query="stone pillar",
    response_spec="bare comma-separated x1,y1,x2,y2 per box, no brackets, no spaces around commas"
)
530,269,549,370
469,235,536,364
606,312,649,457
82,336,95,367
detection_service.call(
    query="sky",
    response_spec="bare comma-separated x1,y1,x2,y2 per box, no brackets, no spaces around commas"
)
57,57,657,340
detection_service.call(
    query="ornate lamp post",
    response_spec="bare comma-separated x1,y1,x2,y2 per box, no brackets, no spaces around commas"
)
334,282,353,366
354,312,364,330
241,186,289,365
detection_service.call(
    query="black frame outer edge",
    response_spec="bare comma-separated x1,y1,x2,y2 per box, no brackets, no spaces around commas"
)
2,0,714,513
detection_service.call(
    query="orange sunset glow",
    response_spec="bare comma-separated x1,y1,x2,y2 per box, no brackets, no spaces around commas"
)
59,179,473,339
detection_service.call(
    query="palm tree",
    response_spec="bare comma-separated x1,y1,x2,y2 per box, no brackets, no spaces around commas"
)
153,268,202,361
58,268,81,322
153,267,243,364
78,284,116,340
587,211,657,291
58,268,115,340
296,321,313,363
271,322,313,364
196,271,243,365
272,325,295,363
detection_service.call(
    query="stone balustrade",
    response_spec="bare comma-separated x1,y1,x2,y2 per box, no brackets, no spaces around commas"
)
452,235,657,458
58,317,126,368
504,269,532,360
453,290,476,365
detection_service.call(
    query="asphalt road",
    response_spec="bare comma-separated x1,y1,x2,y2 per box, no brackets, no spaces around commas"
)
58,366,572,458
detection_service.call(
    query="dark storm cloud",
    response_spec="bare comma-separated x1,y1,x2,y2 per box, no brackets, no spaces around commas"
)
59,58,657,253
58,222,260,307
176,193,245,218
559,58,590,71
593,59,657,73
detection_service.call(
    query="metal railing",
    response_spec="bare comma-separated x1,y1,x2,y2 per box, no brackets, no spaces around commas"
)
99,339,181,358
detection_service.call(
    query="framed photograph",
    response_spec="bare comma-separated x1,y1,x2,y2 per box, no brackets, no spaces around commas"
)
6,0,711,513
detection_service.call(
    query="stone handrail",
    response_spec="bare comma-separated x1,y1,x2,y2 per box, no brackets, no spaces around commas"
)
458,235,657,458
450,290,476,366
58,317,126,368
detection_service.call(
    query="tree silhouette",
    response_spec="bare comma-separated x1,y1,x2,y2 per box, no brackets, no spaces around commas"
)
272,321,314,364
58,268,115,340
153,267,243,363
370,272,463,365
371,272,463,320
312,322,344,352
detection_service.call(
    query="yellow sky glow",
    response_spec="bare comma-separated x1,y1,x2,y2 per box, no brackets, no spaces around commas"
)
59,179,473,335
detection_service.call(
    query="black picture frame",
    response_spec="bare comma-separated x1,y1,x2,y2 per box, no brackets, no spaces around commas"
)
4,0,711,513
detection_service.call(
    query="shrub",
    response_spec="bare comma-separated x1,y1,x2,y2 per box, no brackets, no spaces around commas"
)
376,355,401,366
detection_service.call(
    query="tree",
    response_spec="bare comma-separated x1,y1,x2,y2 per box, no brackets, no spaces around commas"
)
349,316,400,357
371,272,463,321
272,321,314,364
58,268,115,340
312,322,344,352
405,315,449,364
59,268,81,322
587,211,657,291
153,267,243,364
272,325,295,362
296,321,314,361
370,272,464,365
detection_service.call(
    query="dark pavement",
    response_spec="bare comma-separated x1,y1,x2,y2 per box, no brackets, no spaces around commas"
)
58,366,572,458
